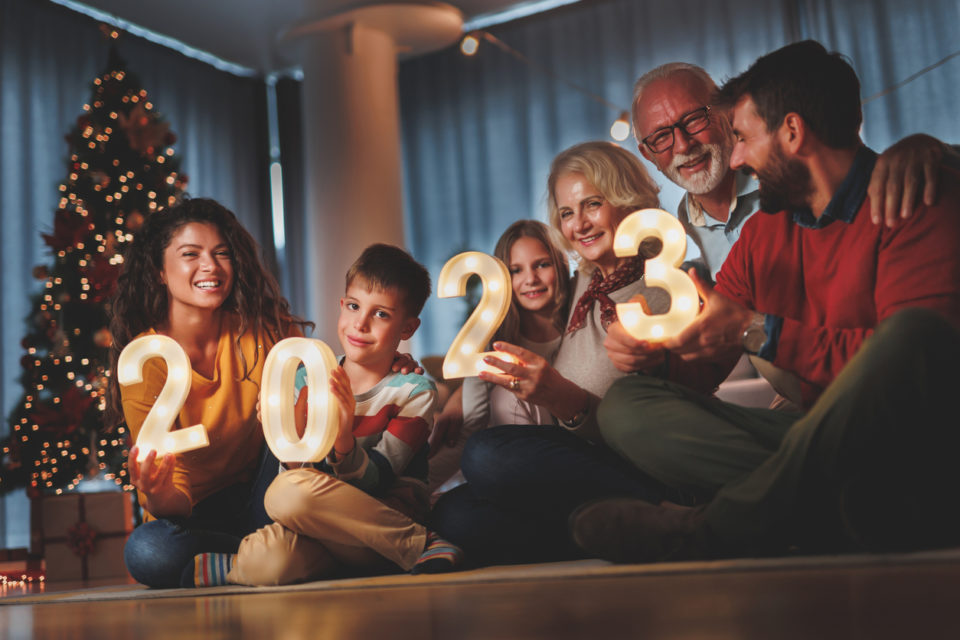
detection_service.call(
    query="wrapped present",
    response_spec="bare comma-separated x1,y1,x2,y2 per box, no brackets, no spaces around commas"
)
34,492,134,582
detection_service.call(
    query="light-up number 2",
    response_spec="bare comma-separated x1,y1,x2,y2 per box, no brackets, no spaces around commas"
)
260,337,340,462
613,208,699,340
117,335,209,462
438,251,512,379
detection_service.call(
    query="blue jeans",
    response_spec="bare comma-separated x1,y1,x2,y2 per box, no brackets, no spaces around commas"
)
123,446,279,588
430,425,688,567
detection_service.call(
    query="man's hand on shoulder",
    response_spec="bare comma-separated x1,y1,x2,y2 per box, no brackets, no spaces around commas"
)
870,134,951,228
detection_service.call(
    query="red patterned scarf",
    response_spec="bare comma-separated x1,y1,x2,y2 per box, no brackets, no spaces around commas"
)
566,256,645,334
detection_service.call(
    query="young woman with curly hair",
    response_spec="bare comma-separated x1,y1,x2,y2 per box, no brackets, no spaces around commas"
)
106,197,311,588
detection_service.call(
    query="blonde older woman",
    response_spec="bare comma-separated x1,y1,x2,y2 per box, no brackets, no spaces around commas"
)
431,142,725,566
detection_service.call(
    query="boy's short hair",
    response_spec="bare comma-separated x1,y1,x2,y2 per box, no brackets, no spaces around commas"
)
345,244,432,317
715,40,862,149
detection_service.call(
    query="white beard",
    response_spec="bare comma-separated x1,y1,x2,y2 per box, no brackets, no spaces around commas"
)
662,141,731,195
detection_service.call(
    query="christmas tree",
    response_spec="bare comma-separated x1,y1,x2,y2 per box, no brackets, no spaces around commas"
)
0,37,186,497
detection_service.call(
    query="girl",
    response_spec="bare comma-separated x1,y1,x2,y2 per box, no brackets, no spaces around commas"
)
428,220,571,493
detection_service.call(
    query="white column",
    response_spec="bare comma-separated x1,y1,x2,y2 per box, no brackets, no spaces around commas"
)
286,3,462,345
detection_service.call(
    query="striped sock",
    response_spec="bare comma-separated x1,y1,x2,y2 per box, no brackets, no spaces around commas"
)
411,531,463,574
192,552,235,587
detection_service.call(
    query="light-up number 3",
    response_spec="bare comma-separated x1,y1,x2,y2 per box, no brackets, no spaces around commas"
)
260,337,340,462
438,251,512,379
117,335,209,462
613,208,699,340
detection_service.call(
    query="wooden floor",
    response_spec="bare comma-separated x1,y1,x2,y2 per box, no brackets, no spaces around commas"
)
3,556,960,639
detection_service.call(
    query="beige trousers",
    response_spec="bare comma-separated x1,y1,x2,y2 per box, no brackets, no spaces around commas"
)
227,468,428,586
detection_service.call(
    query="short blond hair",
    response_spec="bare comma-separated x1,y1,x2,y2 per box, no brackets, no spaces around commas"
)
547,141,660,266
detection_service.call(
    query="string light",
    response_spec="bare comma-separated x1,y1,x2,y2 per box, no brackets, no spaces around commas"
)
610,111,631,141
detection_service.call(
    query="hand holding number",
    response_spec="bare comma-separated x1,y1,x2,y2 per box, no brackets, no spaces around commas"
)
603,320,667,373
328,367,357,456
479,341,562,406
127,444,189,517
663,269,753,361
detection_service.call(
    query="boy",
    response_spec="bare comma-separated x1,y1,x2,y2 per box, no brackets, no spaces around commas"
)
187,244,462,586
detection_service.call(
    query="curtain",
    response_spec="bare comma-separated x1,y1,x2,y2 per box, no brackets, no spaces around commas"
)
398,0,791,356
275,77,311,322
0,0,271,547
797,0,960,150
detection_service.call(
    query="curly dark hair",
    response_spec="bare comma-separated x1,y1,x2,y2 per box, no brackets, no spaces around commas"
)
105,197,311,427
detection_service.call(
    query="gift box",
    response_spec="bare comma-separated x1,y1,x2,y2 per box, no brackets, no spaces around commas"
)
33,492,134,582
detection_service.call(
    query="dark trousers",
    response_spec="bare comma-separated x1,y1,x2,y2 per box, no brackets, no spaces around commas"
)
431,424,688,567
705,308,960,554
123,445,279,588
599,308,960,555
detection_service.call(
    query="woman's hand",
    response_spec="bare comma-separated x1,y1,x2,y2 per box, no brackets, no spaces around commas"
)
429,385,464,457
479,342,555,404
478,341,592,423
127,445,190,517
329,367,357,457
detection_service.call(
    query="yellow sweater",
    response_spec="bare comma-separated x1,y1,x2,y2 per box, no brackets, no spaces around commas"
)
121,316,286,520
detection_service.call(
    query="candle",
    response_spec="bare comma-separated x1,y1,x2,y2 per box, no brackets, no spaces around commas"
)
260,337,340,462
117,335,209,461
438,251,513,379
613,208,698,341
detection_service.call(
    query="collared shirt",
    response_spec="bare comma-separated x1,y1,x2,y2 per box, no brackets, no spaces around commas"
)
677,171,760,279
791,146,877,229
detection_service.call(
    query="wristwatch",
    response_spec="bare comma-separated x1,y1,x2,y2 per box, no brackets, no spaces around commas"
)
742,313,767,355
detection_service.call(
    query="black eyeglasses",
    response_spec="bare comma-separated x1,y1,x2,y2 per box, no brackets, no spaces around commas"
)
641,106,712,154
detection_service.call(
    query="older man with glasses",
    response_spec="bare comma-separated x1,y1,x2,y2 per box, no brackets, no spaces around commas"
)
633,63,753,280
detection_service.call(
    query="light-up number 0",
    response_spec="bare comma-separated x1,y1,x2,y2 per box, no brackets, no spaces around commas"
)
117,335,209,462
438,251,512,379
260,337,340,462
613,208,699,340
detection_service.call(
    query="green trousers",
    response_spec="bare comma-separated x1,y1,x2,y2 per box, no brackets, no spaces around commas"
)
598,308,960,554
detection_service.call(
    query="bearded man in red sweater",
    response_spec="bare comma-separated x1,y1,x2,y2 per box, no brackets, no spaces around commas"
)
573,40,960,562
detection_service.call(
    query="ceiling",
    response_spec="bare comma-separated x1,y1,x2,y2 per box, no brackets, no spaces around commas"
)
72,0,534,74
